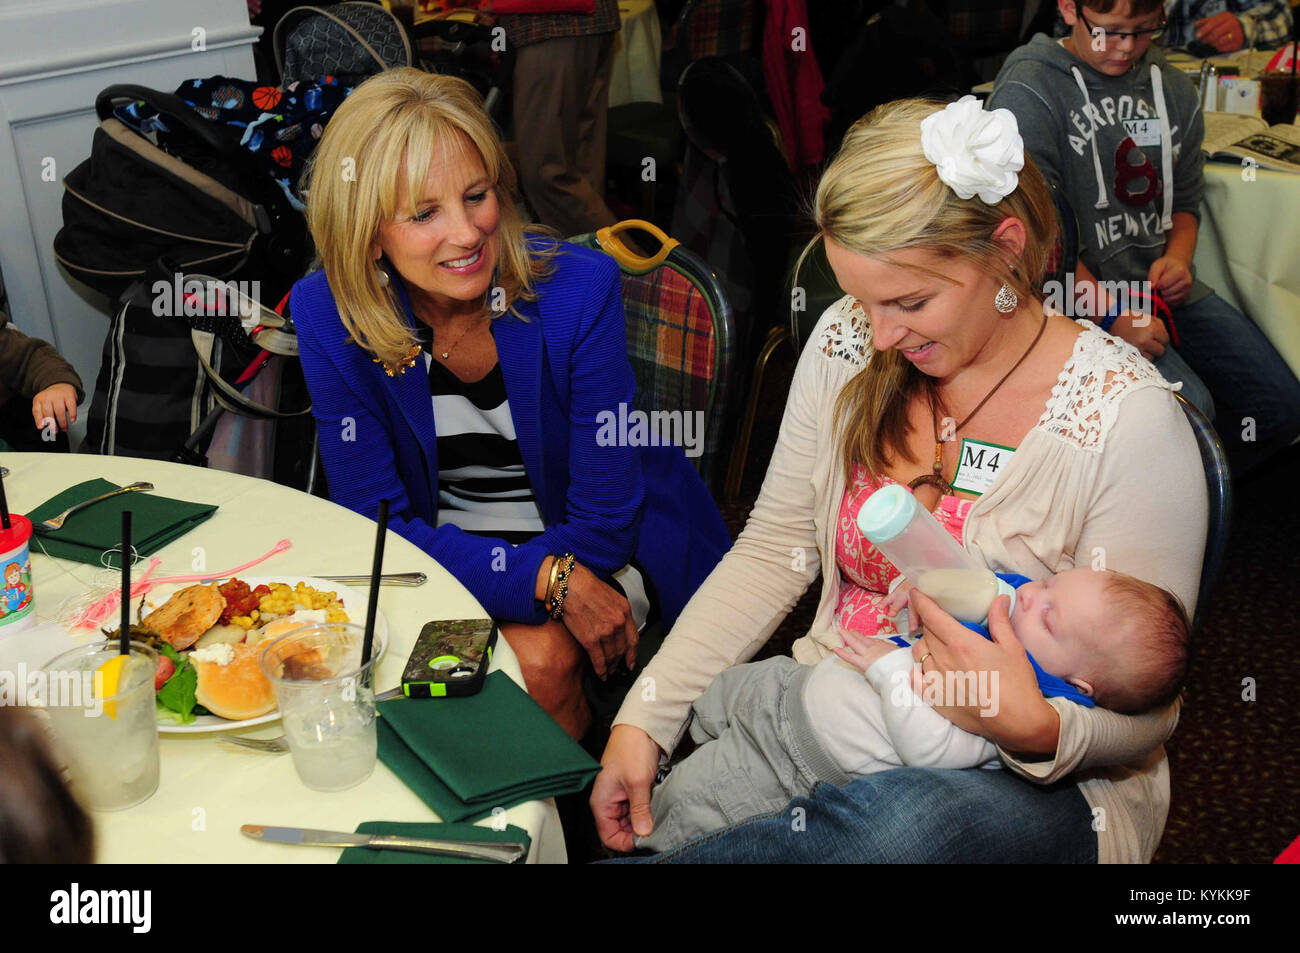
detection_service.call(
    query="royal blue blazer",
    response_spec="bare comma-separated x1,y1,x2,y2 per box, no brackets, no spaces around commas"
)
290,240,732,628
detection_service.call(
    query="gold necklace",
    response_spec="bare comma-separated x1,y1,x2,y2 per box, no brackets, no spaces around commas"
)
908,312,1048,496
432,315,487,361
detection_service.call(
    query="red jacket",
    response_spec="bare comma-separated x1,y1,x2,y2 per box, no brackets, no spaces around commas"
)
762,0,830,167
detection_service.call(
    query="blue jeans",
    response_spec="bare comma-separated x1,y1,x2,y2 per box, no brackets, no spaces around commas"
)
601,766,1098,863
1168,293,1300,474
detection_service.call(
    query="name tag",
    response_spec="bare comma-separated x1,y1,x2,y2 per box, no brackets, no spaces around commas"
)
950,438,1016,496
1122,118,1162,147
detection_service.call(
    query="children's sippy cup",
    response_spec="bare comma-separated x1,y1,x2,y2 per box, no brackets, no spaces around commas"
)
856,484,1015,625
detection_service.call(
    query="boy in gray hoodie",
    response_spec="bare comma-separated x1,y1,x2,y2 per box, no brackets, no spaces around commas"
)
988,0,1300,473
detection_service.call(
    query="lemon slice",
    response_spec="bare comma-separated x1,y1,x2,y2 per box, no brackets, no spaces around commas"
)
95,654,130,720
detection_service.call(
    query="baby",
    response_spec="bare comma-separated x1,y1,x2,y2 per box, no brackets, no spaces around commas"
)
637,567,1190,853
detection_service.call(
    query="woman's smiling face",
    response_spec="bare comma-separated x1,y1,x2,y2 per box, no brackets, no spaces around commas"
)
823,240,1006,380
374,137,500,317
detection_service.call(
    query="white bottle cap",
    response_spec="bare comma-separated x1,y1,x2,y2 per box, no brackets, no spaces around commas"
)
982,576,1017,625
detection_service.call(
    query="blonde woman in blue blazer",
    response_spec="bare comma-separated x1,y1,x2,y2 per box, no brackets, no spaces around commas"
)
293,69,730,740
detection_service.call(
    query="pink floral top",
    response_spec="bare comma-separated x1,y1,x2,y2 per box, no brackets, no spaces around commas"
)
835,463,976,638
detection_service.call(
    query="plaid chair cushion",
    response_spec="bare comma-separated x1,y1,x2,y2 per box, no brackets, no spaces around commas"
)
621,265,714,428
619,259,730,482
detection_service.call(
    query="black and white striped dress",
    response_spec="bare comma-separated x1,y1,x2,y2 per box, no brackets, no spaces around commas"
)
418,328,650,629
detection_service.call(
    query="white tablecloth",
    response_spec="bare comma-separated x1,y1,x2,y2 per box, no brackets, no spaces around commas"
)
1194,161,1300,379
609,0,663,107
0,453,566,864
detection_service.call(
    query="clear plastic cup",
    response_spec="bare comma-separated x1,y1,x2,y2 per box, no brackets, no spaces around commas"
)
259,622,384,792
41,641,161,811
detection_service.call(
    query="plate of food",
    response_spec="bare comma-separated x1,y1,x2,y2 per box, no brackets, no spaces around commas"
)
108,575,387,734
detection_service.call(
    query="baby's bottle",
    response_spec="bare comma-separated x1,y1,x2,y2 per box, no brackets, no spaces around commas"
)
856,484,1015,625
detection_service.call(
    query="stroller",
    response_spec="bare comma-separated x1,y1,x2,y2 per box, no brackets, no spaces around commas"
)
274,2,514,121
54,83,318,488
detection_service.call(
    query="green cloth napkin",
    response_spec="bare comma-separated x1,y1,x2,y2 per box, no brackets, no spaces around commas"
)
377,671,600,823
28,479,217,567
337,821,531,864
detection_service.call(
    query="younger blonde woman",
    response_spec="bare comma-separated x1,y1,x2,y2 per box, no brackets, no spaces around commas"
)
594,97,1208,863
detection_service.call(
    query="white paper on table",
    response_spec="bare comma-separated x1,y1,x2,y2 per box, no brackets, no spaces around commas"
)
0,620,85,683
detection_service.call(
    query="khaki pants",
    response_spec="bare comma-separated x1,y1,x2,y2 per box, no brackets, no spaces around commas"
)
511,33,619,237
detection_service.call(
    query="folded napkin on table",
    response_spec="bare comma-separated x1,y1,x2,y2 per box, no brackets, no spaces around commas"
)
377,671,600,823
28,479,218,567
337,821,531,865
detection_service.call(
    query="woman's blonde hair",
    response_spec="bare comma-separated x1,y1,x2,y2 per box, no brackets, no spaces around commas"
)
800,98,1057,482
302,67,556,366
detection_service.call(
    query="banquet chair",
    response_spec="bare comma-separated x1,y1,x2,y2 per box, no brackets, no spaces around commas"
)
605,0,759,220
1040,190,1229,633
569,220,737,494
723,238,842,499
1176,391,1233,637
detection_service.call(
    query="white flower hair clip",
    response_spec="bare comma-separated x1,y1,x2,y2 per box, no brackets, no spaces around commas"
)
920,95,1024,205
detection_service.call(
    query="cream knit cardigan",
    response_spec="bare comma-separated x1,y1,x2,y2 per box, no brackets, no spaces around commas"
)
615,296,1209,864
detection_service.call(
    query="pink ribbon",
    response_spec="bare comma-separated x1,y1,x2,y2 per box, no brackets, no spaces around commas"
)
70,539,293,631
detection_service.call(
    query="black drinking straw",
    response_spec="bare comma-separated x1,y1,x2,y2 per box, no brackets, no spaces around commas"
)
1290,34,1298,122
0,469,10,530
120,511,131,656
361,498,389,668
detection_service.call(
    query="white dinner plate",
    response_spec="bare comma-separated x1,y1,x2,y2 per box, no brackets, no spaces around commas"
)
137,575,388,735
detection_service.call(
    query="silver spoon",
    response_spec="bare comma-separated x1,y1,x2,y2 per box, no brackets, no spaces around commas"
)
40,482,155,531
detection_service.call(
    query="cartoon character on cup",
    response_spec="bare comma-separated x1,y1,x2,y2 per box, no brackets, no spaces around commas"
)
2,561,30,614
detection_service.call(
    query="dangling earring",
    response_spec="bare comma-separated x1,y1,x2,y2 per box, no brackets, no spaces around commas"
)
994,283,1018,313
375,263,389,288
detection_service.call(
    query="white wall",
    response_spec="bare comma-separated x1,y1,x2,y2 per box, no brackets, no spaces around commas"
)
0,0,260,445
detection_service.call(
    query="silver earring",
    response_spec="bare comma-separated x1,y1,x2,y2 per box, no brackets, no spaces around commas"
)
994,283,1018,313
375,263,389,287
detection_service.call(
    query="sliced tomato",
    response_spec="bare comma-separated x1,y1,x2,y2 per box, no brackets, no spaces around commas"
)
154,655,177,692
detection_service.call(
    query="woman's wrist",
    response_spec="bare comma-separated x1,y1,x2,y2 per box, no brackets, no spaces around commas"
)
534,556,555,602
1003,699,1062,761
606,722,666,766
546,553,576,619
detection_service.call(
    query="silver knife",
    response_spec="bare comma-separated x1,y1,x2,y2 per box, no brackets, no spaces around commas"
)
319,572,427,587
240,824,526,863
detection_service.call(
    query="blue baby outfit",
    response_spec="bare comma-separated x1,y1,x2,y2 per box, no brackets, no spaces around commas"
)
884,573,1096,708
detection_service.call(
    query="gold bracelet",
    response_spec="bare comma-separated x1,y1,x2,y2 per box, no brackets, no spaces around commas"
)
548,553,576,620
544,556,562,612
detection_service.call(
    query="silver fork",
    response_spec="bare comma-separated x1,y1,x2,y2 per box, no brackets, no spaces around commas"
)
215,688,404,753
40,482,154,531
219,735,289,754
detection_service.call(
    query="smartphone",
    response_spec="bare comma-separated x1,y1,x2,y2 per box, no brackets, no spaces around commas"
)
401,618,498,698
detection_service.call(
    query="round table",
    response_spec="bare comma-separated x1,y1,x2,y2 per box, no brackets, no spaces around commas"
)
1195,161,1300,381
0,453,566,864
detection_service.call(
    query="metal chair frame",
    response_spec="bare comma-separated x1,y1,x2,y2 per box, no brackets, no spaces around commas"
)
570,221,738,493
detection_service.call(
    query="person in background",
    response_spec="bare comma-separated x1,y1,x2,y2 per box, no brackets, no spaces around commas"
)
1161,0,1294,52
0,283,83,452
0,707,95,863
1053,0,1294,51
497,0,621,236
990,0,1300,474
